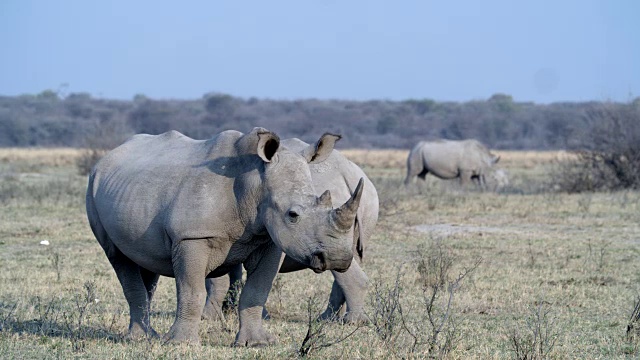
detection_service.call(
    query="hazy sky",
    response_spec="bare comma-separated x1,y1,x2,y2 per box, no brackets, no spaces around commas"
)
1,1,638,103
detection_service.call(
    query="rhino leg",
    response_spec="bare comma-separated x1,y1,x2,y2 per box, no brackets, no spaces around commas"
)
404,164,429,185
202,276,229,321
460,170,474,187
203,265,272,322
320,260,368,324
140,268,160,303
202,263,243,321
107,252,158,339
233,242,281,347
223,264,244,312
319,278,346,320
470,172,487,190
165,240,212,344
93,217,158,340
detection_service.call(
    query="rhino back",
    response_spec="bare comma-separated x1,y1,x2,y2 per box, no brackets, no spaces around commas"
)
459,139,495,171
419,140,465,178
89,130,256,275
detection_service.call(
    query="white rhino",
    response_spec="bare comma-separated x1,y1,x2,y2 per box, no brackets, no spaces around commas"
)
404,139,501,188
203,137,379,323
85,128,364,346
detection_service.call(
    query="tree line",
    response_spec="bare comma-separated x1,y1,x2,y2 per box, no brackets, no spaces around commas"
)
1,90,638,150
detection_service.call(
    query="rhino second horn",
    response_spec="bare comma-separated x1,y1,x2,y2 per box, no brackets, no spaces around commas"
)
317,190,332,207
330,178,364,231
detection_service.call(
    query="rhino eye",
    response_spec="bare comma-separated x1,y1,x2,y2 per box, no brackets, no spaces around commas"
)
287,210,300,223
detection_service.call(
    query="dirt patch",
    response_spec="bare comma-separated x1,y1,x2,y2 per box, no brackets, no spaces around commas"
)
414,223,506,237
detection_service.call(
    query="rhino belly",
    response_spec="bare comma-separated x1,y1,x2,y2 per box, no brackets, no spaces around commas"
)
425,161,459,179
104,220,176,277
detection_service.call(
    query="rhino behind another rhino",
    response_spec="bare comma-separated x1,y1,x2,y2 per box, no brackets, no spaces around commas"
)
203,137,379,323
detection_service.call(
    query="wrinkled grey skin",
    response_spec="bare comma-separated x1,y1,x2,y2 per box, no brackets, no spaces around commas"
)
203,138,379,324
86,127,364,346
404,139,501,189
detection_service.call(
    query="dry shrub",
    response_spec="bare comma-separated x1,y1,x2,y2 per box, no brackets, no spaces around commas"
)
367,239,480,358
552,102,640,192
298,294,361,357
77,117,132,175
509,300,560,360
627,295,640,343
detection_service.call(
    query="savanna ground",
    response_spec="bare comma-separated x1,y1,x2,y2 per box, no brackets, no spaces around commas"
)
1,147,640,359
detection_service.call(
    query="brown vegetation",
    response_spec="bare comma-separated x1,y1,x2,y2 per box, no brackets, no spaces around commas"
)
2,149,640,358
2,91,638,150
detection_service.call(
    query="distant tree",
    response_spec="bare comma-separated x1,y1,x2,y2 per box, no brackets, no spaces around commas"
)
64,92,94,118
403,98,437,115
488,93,516,114
133,93,148,103
77,116,133,175
204,93,235,121
376,116,398,135
37,89,59,101
128,99,175,134
0,110,30,146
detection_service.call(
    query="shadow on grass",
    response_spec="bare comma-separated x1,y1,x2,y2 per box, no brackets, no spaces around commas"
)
3,318,123,343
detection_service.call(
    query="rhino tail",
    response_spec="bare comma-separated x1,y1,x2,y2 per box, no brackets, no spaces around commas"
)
405,145,424,185
86,174,119,260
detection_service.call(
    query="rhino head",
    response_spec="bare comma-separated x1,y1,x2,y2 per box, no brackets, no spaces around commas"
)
254,130,362,273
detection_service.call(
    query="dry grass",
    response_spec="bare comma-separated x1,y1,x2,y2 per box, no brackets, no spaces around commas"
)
342,149,409,169
0,148,84,167
1,149,639,359
341,148,576,171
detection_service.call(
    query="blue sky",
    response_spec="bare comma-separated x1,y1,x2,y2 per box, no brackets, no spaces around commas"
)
1,0,638,103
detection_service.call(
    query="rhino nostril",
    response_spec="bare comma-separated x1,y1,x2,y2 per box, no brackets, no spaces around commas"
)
311,251,327,272
316,251,326,270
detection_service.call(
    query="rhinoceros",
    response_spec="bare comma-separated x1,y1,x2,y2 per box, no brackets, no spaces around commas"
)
85,128,364,346
203,137,379,323
404,139,501,188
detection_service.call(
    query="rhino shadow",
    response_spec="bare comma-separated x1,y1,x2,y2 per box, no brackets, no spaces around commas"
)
3,318,123,343
194,154,261,179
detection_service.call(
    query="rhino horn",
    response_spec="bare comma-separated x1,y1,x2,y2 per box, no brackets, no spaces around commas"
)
330,178,364,231
317,190,332,207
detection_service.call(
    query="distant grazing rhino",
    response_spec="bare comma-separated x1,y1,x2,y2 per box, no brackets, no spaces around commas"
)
203,137,379,324
404,139,501,188
85,128,364,346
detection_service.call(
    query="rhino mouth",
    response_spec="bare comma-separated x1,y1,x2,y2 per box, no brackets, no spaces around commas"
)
309,251,328,273
308,251,351,273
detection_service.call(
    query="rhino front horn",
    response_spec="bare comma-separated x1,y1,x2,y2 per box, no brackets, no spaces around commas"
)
330,178,364,231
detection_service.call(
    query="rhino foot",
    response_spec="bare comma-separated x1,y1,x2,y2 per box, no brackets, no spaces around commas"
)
202,301,224,322
341,311,369,325
233,327,277,347
124,323,159,341
163,324,201,345
318,309,369,325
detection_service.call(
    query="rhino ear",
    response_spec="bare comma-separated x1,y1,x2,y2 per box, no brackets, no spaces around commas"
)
256,130,280,163
303,133,341,164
